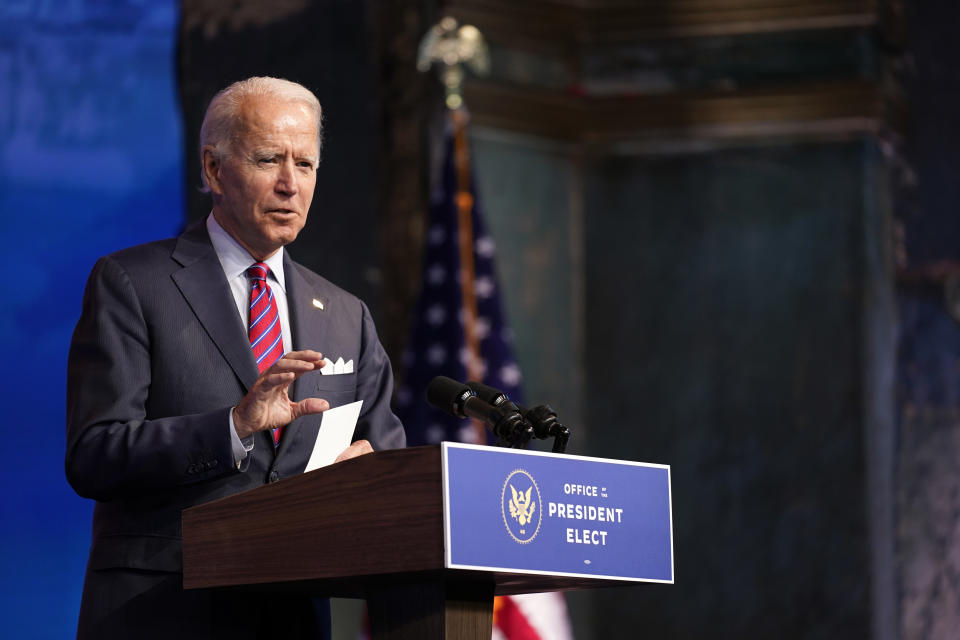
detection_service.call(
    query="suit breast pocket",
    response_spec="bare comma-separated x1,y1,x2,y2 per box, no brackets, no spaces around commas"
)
302,371,357,407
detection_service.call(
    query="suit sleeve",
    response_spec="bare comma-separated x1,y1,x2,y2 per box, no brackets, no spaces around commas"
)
65,256,237,501
353,301,407,451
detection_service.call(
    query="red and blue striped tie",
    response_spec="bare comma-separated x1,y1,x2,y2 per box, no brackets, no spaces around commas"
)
247,262,285,445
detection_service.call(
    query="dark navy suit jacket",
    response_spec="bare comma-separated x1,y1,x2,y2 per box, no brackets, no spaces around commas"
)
66,220,405,638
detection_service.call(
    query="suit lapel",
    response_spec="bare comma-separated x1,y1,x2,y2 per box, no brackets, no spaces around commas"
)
170,221,260,393
276,254,331,459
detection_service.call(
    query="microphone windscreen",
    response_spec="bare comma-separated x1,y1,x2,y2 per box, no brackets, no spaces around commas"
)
466,380,506,405
426,376,472,417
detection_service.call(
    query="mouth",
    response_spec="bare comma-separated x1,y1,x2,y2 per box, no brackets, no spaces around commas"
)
266,208,297,216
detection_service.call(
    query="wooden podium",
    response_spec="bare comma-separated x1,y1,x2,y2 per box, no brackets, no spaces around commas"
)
182,446,652,639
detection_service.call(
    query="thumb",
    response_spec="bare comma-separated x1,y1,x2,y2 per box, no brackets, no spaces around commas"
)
292,397,329,420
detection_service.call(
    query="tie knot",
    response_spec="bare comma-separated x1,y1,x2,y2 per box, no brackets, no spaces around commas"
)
247,262,269,282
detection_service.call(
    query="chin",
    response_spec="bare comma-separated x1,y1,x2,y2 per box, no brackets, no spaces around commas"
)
270,229,302,247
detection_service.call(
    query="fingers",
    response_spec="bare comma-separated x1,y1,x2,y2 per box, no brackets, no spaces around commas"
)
256,351,326,384
334,439,373,463
279,350,325,366
266,358,318,375
353,439,373,455
256,371,296,390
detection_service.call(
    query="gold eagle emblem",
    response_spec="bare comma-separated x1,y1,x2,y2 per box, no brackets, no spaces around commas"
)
509,484,536,526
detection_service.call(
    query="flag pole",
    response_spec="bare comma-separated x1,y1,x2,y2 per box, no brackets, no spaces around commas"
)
450,108,487,443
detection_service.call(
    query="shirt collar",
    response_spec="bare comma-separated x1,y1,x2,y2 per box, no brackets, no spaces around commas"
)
206,213,286,292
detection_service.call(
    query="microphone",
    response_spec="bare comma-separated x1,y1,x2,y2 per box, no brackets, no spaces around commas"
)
466,380,569,452
466,380,523,414
426,375,474,418
426,376,532,445
523,403,570,453
466,380,544,434
466,380,534,446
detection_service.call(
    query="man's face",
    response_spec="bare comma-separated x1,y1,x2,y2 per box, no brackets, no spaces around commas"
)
205,96,319,260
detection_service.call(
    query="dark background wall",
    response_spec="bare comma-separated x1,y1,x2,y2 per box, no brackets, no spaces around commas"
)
584,142,873,637
178,0,385,314
893,2,960,637
3,0,960,638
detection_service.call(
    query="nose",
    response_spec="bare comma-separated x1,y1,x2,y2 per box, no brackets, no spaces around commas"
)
275,158,298,196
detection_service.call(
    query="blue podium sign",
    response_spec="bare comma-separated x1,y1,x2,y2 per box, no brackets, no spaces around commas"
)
442,443,674,583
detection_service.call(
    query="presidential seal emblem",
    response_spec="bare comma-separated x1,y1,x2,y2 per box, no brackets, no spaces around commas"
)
501,469,542,544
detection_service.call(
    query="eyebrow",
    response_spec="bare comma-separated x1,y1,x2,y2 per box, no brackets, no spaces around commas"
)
297,153,320,165
250,149,318,165
250,149,279,159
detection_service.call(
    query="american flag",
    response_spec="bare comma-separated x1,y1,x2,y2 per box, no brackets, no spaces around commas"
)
394,121,522,446
394,112,574,640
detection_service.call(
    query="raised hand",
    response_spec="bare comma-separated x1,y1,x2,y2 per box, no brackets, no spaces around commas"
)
232,350,329,439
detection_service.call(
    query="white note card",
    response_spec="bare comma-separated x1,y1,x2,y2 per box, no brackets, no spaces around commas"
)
304,400,363,473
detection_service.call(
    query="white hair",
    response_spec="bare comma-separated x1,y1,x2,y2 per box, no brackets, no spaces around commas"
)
199,76,323,192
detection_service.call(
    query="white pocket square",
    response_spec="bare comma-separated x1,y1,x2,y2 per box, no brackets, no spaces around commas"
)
321,357,354,375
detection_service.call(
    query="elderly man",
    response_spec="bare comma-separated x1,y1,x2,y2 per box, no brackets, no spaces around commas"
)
66,77,405,639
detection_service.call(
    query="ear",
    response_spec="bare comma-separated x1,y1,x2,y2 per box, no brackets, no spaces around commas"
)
202,146,224,195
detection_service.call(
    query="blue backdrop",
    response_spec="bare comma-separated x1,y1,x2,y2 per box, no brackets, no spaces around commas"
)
0,1,184,636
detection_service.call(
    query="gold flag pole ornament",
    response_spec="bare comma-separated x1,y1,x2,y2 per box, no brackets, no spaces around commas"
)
418,17,490,443
416,16,490,111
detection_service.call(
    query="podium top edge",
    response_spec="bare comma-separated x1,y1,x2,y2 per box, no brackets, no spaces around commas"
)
440,442,671,471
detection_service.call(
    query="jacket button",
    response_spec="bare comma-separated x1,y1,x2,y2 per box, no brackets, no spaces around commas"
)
268,470,279,483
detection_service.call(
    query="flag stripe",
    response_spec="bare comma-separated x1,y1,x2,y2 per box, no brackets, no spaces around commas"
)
493,596,542,640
